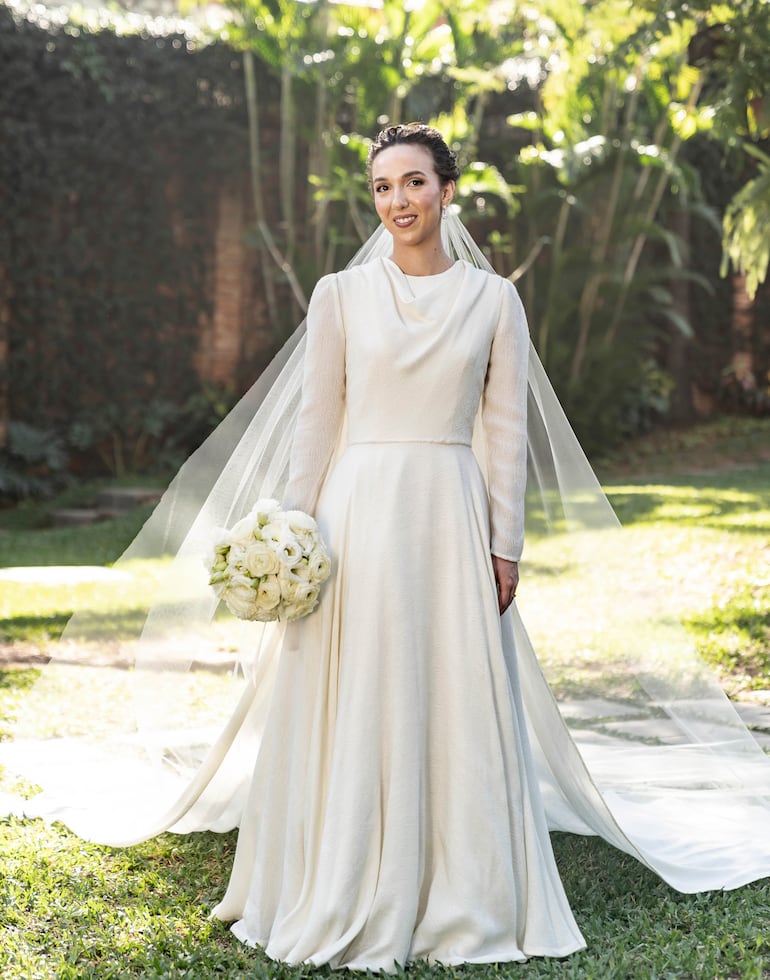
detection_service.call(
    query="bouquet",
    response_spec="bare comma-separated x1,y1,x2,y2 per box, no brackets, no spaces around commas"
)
207,499,331,622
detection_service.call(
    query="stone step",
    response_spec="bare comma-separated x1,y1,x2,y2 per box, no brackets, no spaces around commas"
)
52,508,103,527
51,488,163,527
94,487,163,511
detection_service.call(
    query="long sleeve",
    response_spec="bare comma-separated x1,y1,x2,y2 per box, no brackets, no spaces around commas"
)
282,274,346,515
481,278,529,561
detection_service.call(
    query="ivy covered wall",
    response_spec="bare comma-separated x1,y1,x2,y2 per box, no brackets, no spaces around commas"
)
0,5,282,479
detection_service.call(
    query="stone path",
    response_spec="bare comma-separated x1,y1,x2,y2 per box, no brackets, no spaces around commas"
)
559,697,770,750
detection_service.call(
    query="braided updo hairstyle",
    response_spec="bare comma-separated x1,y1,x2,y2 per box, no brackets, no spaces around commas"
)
367,122,461,187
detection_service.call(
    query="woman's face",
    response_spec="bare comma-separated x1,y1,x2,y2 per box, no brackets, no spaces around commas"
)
370,143,454,250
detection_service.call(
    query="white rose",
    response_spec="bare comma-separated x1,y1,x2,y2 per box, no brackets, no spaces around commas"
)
260,606,281,622
274,535,304,569
307,548,331,582
282,510,317,533
304,532,321,554
260,520,284,546
251,498,281,526
223,575,259,620
255,575,282,611
285,587,320,621
292,581,318,604
288,560,312,582
226,543,249,576
244,541,280,578
278,569,301,602
228,515,258,549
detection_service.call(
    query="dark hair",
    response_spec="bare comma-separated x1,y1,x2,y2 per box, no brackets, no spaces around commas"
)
367,122,461,186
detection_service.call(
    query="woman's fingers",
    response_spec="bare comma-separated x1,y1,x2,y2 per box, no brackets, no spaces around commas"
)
492,556,519,615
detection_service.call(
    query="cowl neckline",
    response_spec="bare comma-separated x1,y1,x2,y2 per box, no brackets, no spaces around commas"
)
381,256,467,316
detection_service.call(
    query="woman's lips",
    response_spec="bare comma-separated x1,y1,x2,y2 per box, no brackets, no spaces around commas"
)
393,215,417,228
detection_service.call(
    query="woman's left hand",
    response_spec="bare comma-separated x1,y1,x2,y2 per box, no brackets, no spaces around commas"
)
492,556,519,615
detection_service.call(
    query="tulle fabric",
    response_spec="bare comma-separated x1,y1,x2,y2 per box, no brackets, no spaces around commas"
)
3,213,770,901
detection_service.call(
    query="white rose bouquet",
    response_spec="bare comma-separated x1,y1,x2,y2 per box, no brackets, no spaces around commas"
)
207,499,331,622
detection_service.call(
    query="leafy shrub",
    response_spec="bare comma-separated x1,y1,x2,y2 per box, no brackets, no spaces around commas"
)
0,422,71,502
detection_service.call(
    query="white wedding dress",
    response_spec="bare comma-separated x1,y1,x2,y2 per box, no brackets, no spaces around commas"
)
211,258,585,966
5,224,770,972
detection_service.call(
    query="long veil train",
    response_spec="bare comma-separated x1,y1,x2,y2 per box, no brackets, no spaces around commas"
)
3,213,770,892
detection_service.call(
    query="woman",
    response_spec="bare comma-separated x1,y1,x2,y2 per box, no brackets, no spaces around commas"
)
5,123,770,971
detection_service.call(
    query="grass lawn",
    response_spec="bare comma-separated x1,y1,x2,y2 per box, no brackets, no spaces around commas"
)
2,820,769,980
1,417,770,978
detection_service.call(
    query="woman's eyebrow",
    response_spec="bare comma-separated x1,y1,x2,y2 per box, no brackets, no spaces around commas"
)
372,169,429,183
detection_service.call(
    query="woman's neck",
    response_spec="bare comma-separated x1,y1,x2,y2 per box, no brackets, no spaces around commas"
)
390,243,454,277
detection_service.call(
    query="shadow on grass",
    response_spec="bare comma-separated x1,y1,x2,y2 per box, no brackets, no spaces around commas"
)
685,586,770,689
605,483,770,535
0,507,156,566
0,609,149,647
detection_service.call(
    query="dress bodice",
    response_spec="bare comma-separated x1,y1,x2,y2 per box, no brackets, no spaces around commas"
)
283,255,530,561
340,259,496,447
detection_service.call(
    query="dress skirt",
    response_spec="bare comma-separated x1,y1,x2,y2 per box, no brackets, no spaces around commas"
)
212,441,585,969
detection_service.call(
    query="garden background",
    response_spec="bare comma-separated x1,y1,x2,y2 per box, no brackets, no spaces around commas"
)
1,0,770,977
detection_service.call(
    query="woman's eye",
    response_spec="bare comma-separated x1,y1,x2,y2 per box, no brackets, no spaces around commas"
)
375,184,389,193
409,178,424,186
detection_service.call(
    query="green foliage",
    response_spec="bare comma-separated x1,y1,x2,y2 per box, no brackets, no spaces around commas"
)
223,0,735,450
686,0,770,140
0,422,71,501
4,0,770,469
0,5,258,477
722,144,770,298
66,384,239,478
596,413,770,476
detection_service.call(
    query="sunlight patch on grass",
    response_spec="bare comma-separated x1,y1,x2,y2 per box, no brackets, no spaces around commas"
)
520,468,770,701
605,479,770,535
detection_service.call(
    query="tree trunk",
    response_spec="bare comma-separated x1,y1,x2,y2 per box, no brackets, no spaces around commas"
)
666,208,696,423
243,51,279,331
280,60,296,262
0,265,9,449
730,273,756,391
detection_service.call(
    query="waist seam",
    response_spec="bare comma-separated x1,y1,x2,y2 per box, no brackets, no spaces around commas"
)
347,439,472,448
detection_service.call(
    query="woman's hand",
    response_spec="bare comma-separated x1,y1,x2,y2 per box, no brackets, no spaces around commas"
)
492,556,519,616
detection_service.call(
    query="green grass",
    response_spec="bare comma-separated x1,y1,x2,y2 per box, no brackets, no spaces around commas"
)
1,425,770,977
1,820,769,979
601,465,770,697
595,414,770,478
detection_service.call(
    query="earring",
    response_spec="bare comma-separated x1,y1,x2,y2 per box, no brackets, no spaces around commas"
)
441,205,447,220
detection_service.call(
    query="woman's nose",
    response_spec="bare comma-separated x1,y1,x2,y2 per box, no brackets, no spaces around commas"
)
393,186,408,208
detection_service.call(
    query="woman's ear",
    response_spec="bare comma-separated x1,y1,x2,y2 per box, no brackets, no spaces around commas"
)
441,180,456,208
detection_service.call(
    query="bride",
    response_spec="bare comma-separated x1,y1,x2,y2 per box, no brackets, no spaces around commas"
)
210,122,583,964
5,123,770,971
